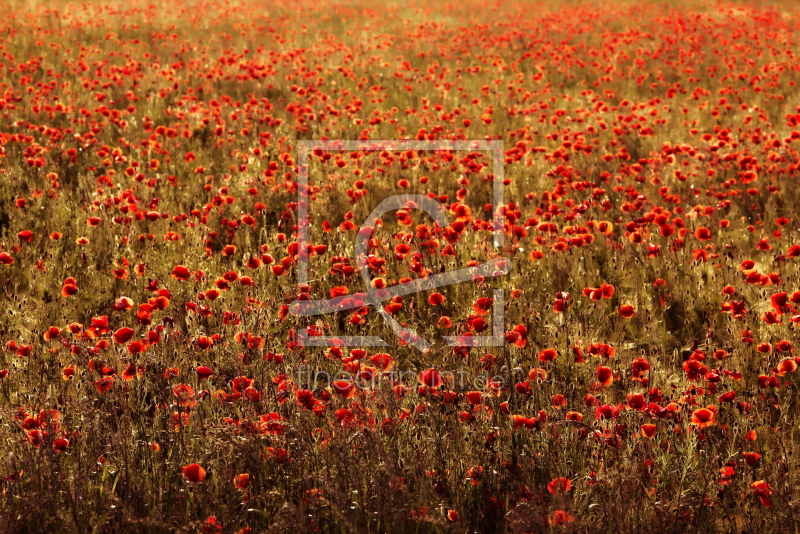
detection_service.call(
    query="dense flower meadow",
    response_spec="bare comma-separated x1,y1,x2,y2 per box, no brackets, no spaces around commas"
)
2,0,800,531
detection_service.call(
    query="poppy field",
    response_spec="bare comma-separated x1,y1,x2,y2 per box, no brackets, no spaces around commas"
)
4,0,800,531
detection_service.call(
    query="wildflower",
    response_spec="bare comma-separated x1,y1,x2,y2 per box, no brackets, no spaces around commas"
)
182,463,207,483
690,407,717,428
546,477,572,495
751,480,773,507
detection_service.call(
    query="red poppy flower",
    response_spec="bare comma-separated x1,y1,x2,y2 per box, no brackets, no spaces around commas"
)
295,389,317,410
742,452,761,466
182,463,207,483
631,358,650,378
595,404,620,420
546,477,572,495
171,265,191,281
641,424,657,439
600,283,615,298
369,353,393,371
771,292,790,313
588,343,616,359
465,391,483,405
113,297,134,310
172,384,197,407
428,292,444,306
127,340,146,355
233,473,250,489
196,336,213,350
473,297,494,315
529,368,547,382
550,510,574,526
565,411,583,422
43,326,61,340
596,366,614,386
758,375,779,388
690,407,716,428
332,380,356,398
751,480,773,507
694,227,713,240
61,278,79,297
775,358,797,375
113,327,135,344
538,348,558,362
507,324,527,348
231,377,254,393
94,376,114,393
418,368,443,388
627,393,646,410
27,430,48,448
196,366,213,380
